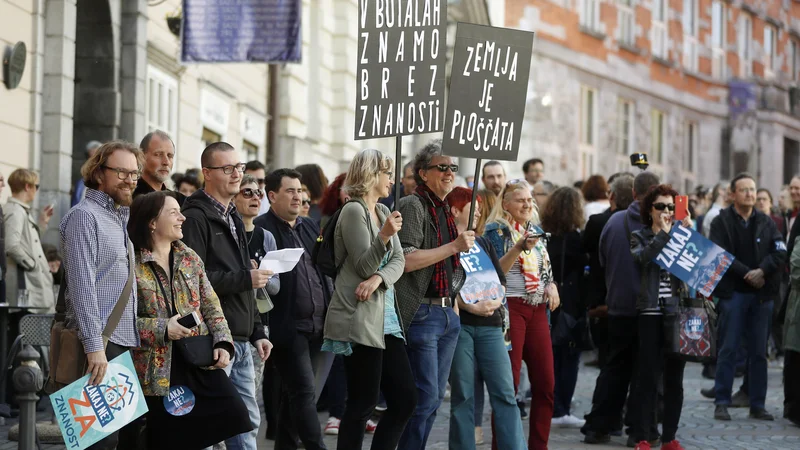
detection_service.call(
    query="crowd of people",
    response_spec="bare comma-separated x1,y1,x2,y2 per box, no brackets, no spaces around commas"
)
1,131,800,450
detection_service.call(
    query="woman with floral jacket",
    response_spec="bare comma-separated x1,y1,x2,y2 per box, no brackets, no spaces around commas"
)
129,191,252,450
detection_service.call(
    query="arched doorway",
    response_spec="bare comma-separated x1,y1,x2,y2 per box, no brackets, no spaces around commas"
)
71,0,118,185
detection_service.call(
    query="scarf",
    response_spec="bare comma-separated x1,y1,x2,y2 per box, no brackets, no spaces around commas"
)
416,184,461,297
510,221,542,294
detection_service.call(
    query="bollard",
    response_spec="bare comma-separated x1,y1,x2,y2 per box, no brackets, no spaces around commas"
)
13,344,43,450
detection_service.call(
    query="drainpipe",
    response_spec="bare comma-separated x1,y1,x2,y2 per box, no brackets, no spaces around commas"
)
267,64,280,169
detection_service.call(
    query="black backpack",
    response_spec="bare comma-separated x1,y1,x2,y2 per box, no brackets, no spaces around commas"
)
312,200,370,279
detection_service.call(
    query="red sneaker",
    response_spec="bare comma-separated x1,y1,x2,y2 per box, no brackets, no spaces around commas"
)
365,419,378,433
662,440,685,450
634,442,651,450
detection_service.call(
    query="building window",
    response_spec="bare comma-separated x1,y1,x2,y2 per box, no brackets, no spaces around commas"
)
682,0,698,72
765,24,777,79
146,66,179,140
738,14,752,78
242,140,258,162
791,40,798,81
685,121,697,172
580,0,601,31
651,0,668,59
580,86,597,147
618,0,635,46
651,109,666,164
202,128,221,148
618,99,634,155
711,1,725,78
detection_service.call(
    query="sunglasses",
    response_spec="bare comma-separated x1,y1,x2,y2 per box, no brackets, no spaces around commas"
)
255,178,266,186
427,164,459,173
653,202,676,212
302,200,311,206
239,188,263,199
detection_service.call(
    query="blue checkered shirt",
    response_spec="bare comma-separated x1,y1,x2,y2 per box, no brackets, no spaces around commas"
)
59,189,139,353
202,190,239,245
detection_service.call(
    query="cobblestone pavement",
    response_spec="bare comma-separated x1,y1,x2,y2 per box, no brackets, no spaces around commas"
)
2,359,798,449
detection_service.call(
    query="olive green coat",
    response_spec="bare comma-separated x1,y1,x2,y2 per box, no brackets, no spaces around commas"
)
323,199,405,349
785,237,800,353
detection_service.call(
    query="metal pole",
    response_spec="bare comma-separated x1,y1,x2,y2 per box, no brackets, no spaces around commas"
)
394,136,402,211
467,159,482,231
14,344,42,450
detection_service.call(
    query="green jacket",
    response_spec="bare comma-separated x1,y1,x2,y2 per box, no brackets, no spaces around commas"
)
323,199,405,349
785,237,800,353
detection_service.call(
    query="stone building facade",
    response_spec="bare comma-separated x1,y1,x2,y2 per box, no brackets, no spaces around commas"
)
501,0,800,196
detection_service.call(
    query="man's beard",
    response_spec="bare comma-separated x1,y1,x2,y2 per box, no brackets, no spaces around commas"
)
111,184,134,206
153,168,171,184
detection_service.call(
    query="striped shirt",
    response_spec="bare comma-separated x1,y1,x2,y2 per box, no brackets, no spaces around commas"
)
60,189,139,353
506,248,550,305
642,270,671,316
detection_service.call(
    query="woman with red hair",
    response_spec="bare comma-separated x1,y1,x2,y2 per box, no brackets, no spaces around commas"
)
320,173,350,228
446,187,526,449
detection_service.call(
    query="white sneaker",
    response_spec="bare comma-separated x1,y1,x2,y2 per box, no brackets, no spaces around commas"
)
551,414,585,428
324,417,341,435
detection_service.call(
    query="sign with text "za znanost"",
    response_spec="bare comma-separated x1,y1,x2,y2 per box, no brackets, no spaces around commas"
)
653,225,735,298
355,0,447,140
51,352,148,450
443,23,534,162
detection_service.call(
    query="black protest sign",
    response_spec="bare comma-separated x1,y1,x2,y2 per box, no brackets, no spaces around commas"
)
355,0,447,141
443,23,534,162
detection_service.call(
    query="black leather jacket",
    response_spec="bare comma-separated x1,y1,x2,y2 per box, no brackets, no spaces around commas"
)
630,227,686,310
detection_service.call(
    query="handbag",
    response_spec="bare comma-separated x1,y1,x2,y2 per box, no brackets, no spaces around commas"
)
550,237,594,351
149,263,216,367
46,240,135,393
662,297,718,363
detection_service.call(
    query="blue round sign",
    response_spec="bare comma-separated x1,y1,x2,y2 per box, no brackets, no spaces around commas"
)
684,315,704,340
163,385,195,416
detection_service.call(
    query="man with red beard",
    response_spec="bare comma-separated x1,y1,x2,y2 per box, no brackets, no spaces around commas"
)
59,140,143,450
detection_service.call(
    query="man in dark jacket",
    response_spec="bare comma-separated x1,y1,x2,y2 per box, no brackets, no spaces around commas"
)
584,173,634,369
709,173,786,422
581,171,659,444
133,130,186,205
181,142,272,450
254,168,333,450
0,171,5,305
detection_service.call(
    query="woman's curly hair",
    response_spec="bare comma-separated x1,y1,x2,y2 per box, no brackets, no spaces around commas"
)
540,187,584,236
640,184,680,227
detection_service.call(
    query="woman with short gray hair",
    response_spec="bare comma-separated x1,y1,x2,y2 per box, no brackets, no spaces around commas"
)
394,139,476,449
322,148,417,449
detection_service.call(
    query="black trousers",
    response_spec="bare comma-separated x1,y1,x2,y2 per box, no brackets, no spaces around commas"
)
785,350,800,425
87,342,136,450
273,333,327,450
338,336,417,450
631,315,685,443
583,315,638,435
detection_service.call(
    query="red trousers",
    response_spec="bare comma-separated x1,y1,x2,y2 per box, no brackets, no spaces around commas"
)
492,299,554,450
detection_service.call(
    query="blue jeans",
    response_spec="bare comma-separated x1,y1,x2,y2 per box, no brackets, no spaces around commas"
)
449,325,525,450
714,292,773,409
553,345,582,418
224,341,260,450
398,305,461,450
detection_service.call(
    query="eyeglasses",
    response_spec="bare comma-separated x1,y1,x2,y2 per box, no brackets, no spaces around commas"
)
506,179,529,187
255,178,266,186
302,200,311,206
427,164,459,173
103,166,141,181
35,184,40,190
653,202,676,212
239,188,263,199
205,163,246,175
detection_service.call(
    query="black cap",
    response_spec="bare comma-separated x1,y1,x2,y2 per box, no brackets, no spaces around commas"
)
630,153,649,170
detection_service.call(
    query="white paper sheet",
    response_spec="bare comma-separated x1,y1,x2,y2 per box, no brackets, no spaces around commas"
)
258,248,305,274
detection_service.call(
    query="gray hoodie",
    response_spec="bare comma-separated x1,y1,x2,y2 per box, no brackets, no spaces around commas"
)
599,201,644,317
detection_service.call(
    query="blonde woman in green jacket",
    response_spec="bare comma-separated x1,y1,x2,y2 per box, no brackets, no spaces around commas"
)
322,149,417,450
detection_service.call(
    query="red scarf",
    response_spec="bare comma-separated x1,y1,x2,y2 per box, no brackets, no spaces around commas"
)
416,184,461,297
